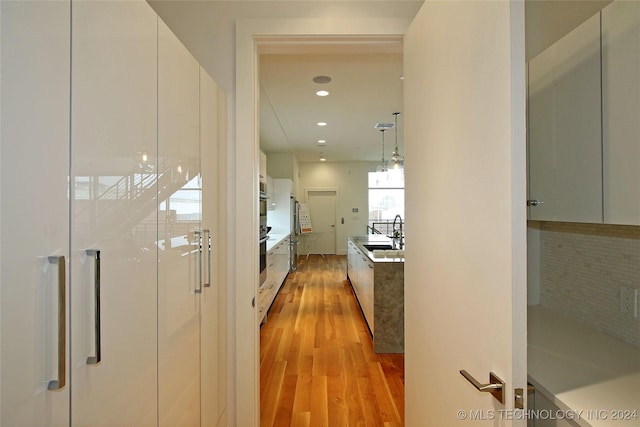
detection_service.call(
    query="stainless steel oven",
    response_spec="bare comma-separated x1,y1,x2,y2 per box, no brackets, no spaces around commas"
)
259,234,268,285
259,189,268,285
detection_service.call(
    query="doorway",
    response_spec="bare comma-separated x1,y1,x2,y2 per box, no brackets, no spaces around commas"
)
305,189,337,255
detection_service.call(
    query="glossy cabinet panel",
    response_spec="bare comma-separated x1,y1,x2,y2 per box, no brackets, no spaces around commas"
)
70,1,158,425
200,67,228,426
157,18,202,427
528,14,602,223
602,1,640,225
1,2,71,425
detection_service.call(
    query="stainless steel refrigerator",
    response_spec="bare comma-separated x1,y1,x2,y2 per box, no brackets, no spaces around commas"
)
289,197,299,271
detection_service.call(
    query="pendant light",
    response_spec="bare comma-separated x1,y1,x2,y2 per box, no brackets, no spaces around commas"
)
390,112,404,170
376,128,388,173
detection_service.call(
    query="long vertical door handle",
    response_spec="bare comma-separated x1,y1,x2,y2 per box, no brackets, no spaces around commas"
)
194,230,202,294
48,256,66,390
86,250,101,365
203,228,211,287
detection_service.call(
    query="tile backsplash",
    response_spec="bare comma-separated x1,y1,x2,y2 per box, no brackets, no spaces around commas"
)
537,221,640,348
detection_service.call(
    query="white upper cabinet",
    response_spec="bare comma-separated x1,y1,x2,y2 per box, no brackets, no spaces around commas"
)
70,1,159,425
1,2,71,425
602,1,640,225
157,17,202,427
528,14,603,223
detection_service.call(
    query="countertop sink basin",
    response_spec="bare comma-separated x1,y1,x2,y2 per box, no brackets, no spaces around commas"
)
362,244,393,251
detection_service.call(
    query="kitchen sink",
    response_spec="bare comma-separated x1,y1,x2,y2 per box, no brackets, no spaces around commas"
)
362,244,394,251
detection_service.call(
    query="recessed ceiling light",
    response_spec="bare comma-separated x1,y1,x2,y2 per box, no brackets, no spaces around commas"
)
317,122,327,127
316,90,329,97
320,156,326,162
313,75,332,84
317,139,326,144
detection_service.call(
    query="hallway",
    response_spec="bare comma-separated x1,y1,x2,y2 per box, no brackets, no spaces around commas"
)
260,255,405,426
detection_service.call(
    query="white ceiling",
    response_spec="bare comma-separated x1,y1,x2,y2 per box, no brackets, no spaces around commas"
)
259,42,404,163
148,0,614,164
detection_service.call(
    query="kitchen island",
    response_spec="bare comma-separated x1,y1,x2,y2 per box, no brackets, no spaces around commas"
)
347,235,404,353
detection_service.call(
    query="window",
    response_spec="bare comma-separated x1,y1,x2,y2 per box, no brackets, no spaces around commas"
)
368,170,404,235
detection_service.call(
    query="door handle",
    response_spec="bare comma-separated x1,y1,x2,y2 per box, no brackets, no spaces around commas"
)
85,250,101,365
460,370,504,404
527,199,543,207
203,229,211,287
47,256,66,390
194,230,202,294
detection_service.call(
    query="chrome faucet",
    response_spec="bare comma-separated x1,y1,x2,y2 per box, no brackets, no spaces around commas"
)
392,214,404,250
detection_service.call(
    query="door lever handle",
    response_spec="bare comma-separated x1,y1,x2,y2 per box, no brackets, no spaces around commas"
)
460,370,505,404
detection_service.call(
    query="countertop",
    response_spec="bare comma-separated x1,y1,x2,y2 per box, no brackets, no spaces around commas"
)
528,305,640,427
266,233,289,251
349,235,405,263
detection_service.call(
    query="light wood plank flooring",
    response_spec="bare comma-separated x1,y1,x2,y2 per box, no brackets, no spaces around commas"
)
260,255,405,427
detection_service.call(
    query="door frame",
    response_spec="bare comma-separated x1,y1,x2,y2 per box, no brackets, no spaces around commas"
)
235,18,411,427
305,188,339,255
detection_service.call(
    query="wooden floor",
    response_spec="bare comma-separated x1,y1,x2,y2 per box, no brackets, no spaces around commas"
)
260,255,405,427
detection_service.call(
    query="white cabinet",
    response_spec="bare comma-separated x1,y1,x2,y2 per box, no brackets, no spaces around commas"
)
1,2,227,426
602,1,640,225
359,256,375,333
528,13,602,223
346,239,374,332
258,235,290,323
1,2,71,425
70,2,159,425
157,17,202,427
199,66,228,427
259,151,267,184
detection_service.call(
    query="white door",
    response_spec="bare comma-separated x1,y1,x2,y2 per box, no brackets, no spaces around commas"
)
157,17,202,427
306,190,336,254
404,2,527,425
70,1,158,425
1,2,70,425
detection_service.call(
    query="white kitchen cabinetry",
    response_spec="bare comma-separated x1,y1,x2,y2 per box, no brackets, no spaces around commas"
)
260,151,267,184
259,235,290,323
347,239,374,332
199,66,228,427
1,2,227,426
157,17,202,427
1,2,71,425
528,14,603,223
602,1,640,225
70,1,159,425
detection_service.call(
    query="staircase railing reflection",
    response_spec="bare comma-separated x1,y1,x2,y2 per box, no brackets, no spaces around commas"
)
74,158,199,241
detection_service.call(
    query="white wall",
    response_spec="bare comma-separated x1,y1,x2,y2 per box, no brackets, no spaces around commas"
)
298,161,377,254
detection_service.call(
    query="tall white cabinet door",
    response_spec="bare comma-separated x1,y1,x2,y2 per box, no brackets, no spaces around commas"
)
0,2,70,425
528,14,602,223
200,66,227,427
157,18,202,427
70,1,158,425
602,1,640,225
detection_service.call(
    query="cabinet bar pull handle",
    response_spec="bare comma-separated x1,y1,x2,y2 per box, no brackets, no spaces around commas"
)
48,256,66,390
194,231,202,294
204,229,211,287
460,370,504,403
86,250,101,365
526,199,543,207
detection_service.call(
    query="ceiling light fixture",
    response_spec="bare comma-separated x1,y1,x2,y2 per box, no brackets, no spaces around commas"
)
317,139,326,144
317,122,327,127
312,75,332,84
376,128,388,173
390,112,404,171
319,153,326,162
316,90,329,97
